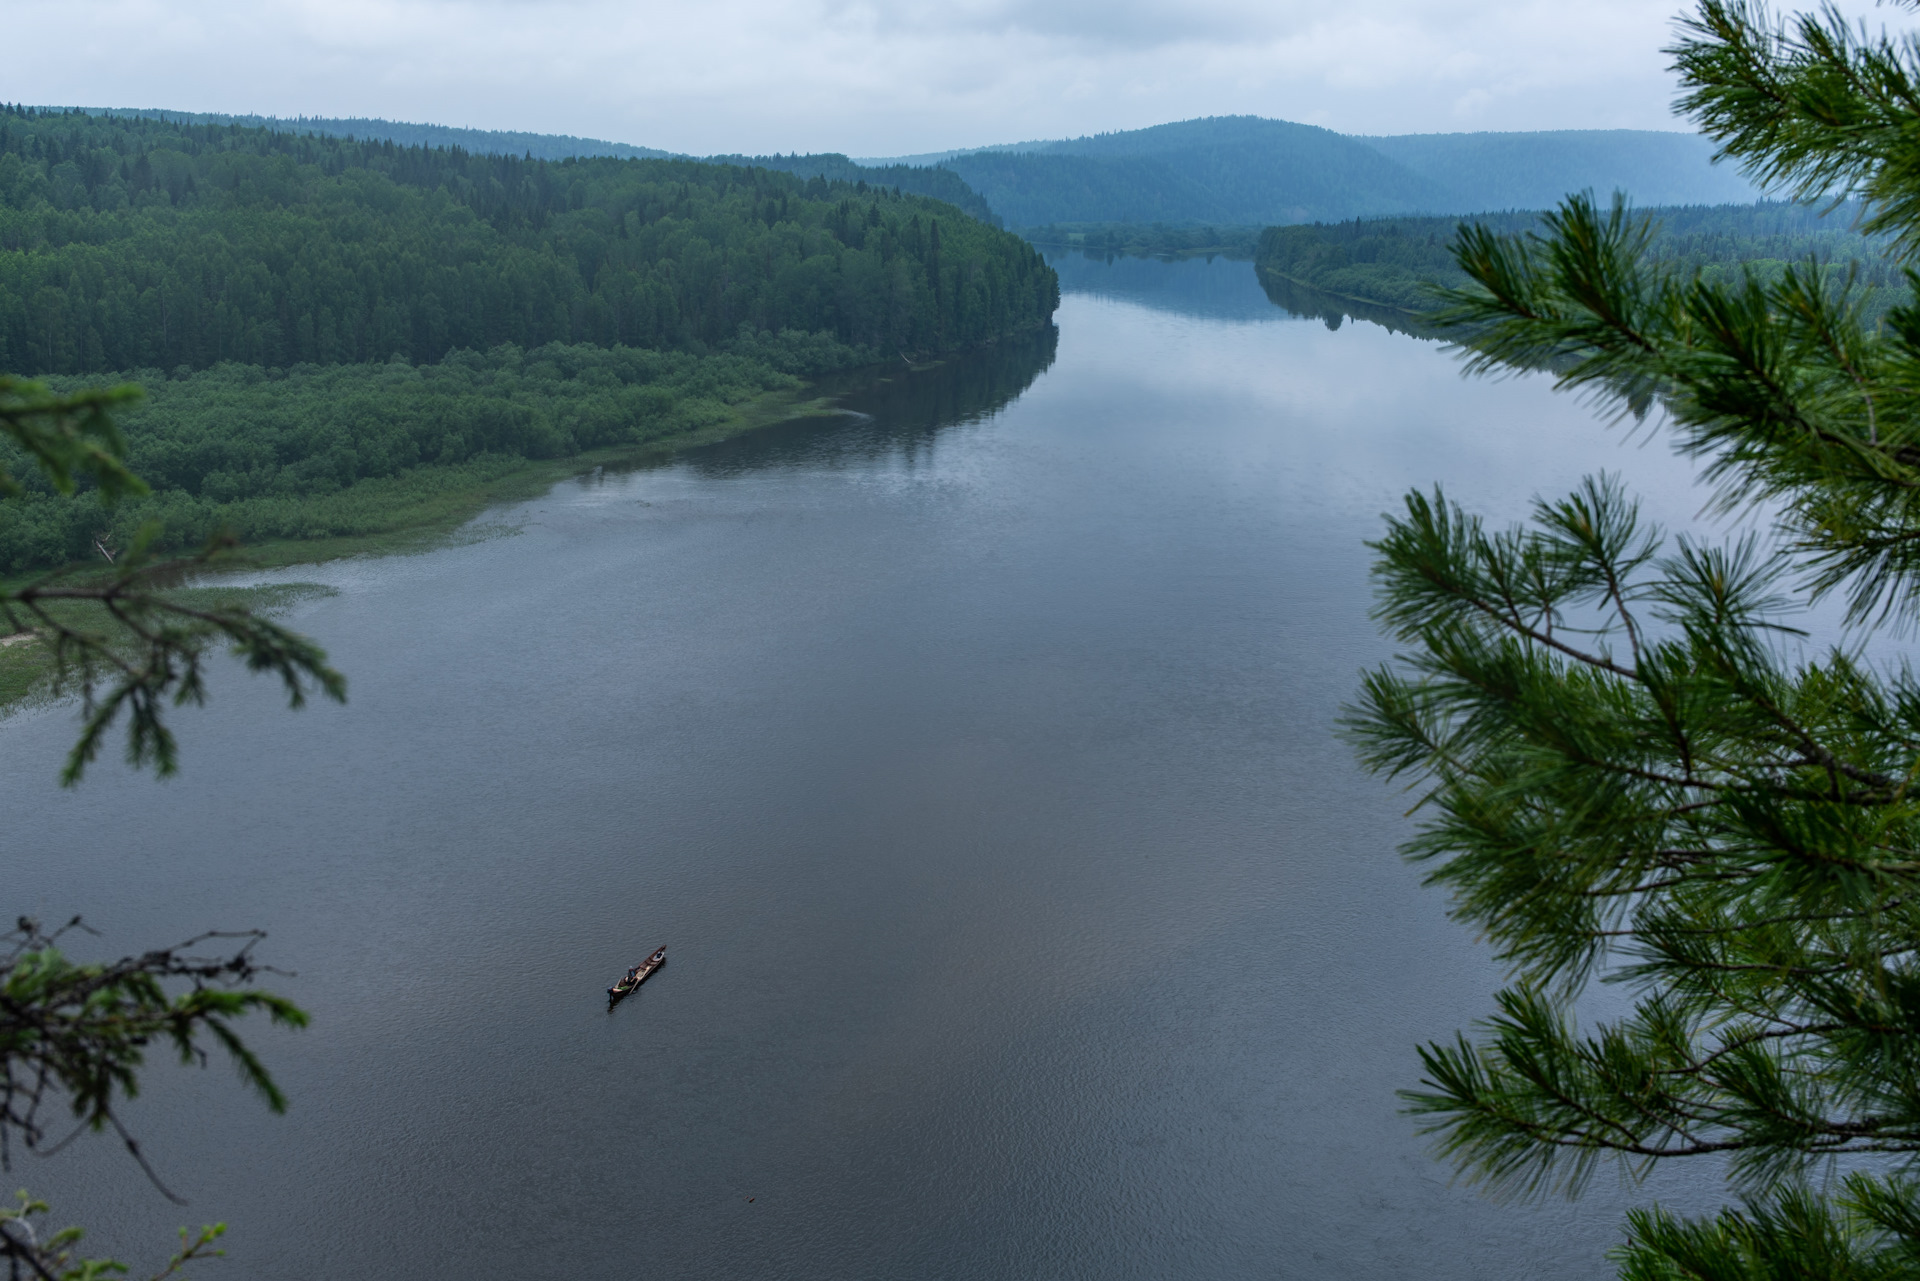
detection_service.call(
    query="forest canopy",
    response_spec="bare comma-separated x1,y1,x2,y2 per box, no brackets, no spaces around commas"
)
0,106,1058,377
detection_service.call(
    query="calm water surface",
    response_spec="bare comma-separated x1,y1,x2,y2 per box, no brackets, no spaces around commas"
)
13,256,1730,1279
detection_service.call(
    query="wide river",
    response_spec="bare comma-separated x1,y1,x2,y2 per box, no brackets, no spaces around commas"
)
14,254,1733,1279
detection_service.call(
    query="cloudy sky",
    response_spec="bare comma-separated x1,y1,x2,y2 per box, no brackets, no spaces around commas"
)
6,0,1894,157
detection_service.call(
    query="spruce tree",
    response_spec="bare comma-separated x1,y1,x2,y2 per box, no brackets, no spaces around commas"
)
1349,1,1920,1273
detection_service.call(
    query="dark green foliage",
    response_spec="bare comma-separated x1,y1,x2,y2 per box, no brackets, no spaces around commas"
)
76,112,1003,223
1673,1,1920,253
1614,1179,1920,1279
1258,200,1905,318
0,106,1057,376
0,344,814,573
0,374,143,501
75,107,677,162
2,918,302,1278
1347,2,1920,1275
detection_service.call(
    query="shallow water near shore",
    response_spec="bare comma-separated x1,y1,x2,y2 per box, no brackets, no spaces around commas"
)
12,256,1735,1279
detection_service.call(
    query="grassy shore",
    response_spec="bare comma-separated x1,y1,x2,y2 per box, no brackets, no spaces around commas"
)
0,383,844,717
218,384,843,569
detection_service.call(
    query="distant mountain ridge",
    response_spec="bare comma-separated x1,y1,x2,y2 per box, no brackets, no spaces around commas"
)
1359,129,1759,212
942,117,1459,226
871,116,1766,227
71,107,1770,229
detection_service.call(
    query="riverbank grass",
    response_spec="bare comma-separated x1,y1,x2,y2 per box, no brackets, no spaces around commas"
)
0,385,843,717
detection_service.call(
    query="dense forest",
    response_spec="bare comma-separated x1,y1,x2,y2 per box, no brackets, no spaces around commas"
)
0,343,834,573
1256,201,1904,316
83,113,997,221
0,107,1057,376
0,106,1057,573
80,109,676,162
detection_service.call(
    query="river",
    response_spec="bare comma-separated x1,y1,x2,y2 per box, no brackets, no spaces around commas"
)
10,253,1730,1279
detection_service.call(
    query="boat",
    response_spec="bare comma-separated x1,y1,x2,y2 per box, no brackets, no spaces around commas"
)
608,946,666,1003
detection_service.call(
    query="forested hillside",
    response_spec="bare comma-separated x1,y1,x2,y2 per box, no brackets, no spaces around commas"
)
943,118,1454,226
1255,202,1899,315
78,110,1003,225
0,106,1057,376
0,106,1057,573
79,109,676,162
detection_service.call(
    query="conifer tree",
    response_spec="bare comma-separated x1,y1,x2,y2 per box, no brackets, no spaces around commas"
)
0,376,341,1278
1350,2,1920,1274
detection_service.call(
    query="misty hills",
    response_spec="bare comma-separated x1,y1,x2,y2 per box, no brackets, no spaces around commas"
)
1360,129,1762,213
919,117,1764,227
73,107,1770,230
942,118,1456,226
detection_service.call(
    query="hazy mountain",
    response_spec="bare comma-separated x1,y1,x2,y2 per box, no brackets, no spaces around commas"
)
873,116,1767,228
945,117,1456,226
1360,129,1760,211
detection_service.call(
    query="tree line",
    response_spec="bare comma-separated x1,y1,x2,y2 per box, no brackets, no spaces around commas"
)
1257,199,1906,316
0,107,1058,377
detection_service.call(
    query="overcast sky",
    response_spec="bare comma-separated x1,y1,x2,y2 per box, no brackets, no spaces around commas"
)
6,0,1895,157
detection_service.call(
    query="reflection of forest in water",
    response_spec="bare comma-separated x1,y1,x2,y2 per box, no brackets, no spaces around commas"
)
1040,248,1454,341
1253,270,1450,342
1041,250,1287,323
684,326,1060,474
678,251,1454,478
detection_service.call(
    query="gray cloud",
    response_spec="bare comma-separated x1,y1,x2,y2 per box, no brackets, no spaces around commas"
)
5,0,1895,155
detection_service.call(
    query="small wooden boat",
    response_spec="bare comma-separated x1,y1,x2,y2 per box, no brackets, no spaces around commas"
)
608,947,666,1004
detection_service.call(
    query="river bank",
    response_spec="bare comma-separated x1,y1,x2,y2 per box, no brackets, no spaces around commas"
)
0,379,851,715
